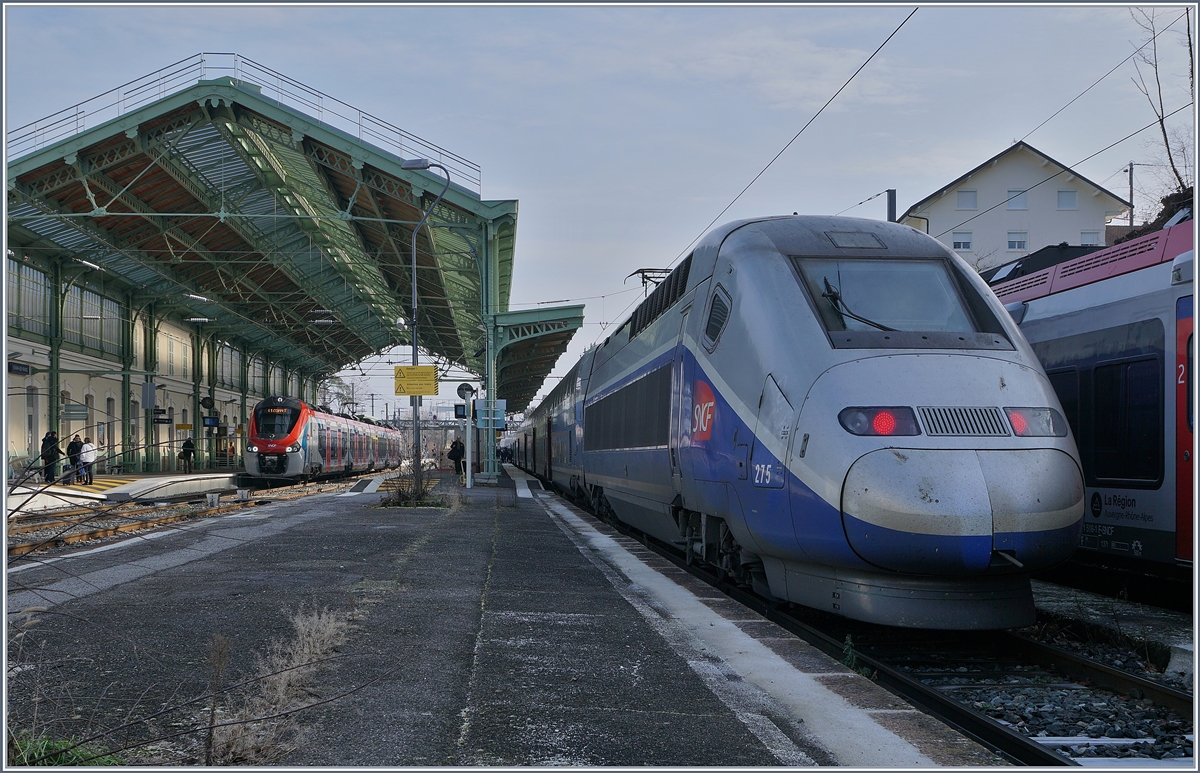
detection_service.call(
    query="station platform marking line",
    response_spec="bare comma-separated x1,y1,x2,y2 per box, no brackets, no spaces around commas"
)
55,477,138,495
534,494,936,769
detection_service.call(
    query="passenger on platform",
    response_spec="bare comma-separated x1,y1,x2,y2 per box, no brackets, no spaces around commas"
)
65,434,83,485
40,431,62,484
181,436,195,474
80,437,97,485
448,437,465,476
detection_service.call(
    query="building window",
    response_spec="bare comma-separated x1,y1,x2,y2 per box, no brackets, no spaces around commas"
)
101,298,120,356
8,259,50,336
1081,231,1101,246
1007,231,1028,250
952,232,973,251
1007,190,1027,210
1057,190,1077,210
956,189,977,210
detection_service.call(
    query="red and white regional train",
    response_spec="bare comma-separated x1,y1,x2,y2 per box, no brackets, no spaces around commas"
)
244,396,405,479
988,218,1194,578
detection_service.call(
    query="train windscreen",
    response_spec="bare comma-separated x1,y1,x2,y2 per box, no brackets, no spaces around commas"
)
797,258,977,333
254,405,300,437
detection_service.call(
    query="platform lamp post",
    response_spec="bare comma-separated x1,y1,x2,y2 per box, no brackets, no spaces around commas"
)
399,159,451,496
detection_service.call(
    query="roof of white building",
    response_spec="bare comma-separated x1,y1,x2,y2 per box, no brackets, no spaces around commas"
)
900,141,1131,221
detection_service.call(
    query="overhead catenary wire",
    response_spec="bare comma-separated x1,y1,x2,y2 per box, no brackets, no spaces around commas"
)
825,9,1193,235
935,102,1193,239
1019,8,1190,144
834,189,890,217
587,10,921,348
669,7,920,267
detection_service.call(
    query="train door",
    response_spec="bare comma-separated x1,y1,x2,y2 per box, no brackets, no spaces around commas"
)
670,309,691,496
545,417,553,482
1176,295,1193,561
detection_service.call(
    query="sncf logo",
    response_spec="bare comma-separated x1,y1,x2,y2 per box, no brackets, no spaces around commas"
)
692,380,716,441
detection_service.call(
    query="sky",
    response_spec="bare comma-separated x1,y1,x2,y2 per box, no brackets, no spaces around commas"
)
5,3,1196,416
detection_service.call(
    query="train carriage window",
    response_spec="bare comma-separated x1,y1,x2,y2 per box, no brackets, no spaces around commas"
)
703,287,731,350
1092,358,1162,483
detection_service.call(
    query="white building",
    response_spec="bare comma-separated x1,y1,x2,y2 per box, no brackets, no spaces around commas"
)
900,142,1130,272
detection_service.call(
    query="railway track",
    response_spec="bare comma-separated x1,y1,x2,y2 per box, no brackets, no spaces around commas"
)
5,477,357,559
569,496,1193,766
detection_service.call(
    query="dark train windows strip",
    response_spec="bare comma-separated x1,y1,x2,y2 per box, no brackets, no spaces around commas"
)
584,365,672,450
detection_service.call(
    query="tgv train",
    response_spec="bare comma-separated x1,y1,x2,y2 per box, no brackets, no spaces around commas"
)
244,396,405,479
989,218,1193,579
510,215,1085,629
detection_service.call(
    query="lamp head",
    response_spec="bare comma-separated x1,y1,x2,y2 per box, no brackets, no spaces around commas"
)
401,159,432,171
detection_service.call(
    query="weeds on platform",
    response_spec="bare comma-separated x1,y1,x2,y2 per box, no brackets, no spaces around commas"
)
6,602,352,766
379,455,448,507
204,607,348,765
7,733,123,766
841,634,877,680
380,481,448,507
5,608,128,766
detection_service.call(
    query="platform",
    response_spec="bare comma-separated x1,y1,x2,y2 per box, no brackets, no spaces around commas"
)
5,472,241,517
1032,579,1195,681
5,469,1002,766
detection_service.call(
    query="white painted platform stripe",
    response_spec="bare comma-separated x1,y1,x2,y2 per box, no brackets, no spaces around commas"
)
539,496,936,768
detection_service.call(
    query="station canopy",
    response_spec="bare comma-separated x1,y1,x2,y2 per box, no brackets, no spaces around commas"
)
6,54,581,411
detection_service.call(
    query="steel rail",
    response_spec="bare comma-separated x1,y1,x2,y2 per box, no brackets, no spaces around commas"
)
5,476,366,557
590,510,1078,766
1003,632,1193,716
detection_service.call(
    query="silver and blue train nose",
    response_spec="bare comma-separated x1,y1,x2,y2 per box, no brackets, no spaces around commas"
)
842,447,1084,575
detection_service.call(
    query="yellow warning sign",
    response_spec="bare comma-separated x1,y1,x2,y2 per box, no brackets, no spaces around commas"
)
394,365,439,396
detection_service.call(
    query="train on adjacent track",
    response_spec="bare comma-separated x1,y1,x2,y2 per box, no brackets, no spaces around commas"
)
243,396,405,480
987,217,1194,584
507,215,1086,630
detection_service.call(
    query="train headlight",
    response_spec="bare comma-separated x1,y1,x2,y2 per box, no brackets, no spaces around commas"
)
286,443,301,453
838,407,921,436
248,445,259,453
1004,407,1068,437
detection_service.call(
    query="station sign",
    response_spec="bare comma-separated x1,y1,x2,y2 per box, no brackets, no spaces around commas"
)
176,423,193,430
474,398,507,430
152,408,167,415
394,365,439,396
7,362,31,375
202,417,220,427
152,417,172,425
60,404,89,420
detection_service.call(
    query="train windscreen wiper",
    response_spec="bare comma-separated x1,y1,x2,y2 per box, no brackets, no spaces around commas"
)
822,277,897,332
